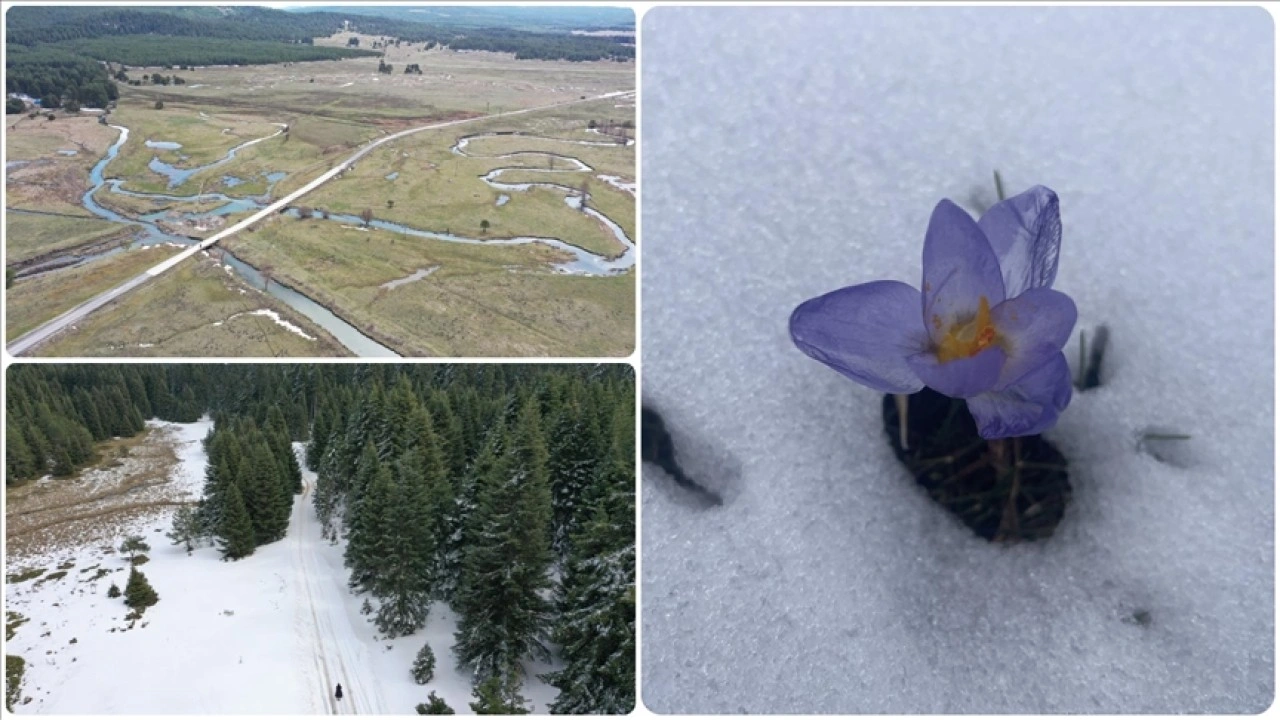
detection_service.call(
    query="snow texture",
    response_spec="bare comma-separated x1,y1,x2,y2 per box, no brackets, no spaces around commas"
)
640,6,1273,714
5,423,558,714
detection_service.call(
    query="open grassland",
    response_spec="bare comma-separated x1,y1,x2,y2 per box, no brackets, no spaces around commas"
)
297,98,634,256
5,212,134,265
222,216,633,356
5,244,182,340
31,256,351,358
124,35,635,124
109,97,384,197
5,115,118,216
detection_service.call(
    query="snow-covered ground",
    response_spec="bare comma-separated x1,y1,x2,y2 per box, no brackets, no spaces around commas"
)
5,421,558,714
641,6,1272,714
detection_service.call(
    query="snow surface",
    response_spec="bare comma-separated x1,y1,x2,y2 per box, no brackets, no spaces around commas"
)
6,422,559,714
640,6,1273,714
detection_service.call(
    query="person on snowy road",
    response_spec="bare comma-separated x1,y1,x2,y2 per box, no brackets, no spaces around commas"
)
335,684,343,701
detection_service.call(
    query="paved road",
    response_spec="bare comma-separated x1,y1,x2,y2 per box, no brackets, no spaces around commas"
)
6,90,635,357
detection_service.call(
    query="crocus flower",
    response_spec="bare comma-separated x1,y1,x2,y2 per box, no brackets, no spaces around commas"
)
790,186,1076,439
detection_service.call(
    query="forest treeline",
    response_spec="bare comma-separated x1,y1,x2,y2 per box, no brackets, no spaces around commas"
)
4,364,634,714
6,7,634,63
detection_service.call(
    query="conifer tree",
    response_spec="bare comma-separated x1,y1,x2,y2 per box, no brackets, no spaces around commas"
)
123,567,159,611
346,461,393,593
468,674,531,715
371,448,442,636
452,398,553,682
167,504,201,552
416,692,454,715
219,482,256,560
411,642,436,684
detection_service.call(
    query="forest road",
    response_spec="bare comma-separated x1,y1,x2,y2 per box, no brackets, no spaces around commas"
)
294,464,392,715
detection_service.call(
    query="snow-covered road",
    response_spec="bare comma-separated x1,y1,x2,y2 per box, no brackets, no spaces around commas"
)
292,469,391,715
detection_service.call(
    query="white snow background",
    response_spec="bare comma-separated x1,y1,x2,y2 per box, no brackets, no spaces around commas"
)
640,6,1273,714
4,420,559,714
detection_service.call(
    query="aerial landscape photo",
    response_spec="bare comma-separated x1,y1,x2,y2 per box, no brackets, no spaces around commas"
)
4,364,635,713
4,5,636,357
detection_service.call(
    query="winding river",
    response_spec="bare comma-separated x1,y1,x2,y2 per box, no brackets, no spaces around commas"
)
37,120,635,356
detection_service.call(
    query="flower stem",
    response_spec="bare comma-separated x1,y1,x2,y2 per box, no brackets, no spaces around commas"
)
894,394,910,450
993,437,1023,541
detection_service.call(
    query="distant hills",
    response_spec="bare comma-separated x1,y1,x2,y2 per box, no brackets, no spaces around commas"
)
286,5,635,33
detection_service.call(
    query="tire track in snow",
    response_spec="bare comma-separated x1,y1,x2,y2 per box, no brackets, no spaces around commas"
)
295,463,391,714
295,478,338,714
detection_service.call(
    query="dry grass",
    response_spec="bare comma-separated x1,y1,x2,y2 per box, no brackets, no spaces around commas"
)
4,426,191,562
30,256,352,358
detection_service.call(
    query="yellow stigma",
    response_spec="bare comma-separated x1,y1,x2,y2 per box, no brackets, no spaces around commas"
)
934,295,998,363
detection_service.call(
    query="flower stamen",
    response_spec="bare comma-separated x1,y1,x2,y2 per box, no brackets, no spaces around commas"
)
936,295,998,363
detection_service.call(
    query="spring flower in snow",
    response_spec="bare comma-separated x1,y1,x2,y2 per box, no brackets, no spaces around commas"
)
790,186,1076,439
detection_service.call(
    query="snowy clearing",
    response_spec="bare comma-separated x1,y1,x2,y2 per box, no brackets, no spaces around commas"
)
5,423,558,714
641,6,1272,715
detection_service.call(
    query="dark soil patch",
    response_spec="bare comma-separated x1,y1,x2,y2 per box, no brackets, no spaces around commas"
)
882,388,1071,542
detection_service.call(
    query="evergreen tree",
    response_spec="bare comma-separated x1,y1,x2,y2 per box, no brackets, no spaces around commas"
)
346,460,393,593
452,398,553,682
123,567,159,611
544,500,635,714
166,504,201,552
107,582,121,598
468,674,530,715
219,482,256,560
371,450,439,637
411,642,436,684
119,534,150,564
416,692,454,715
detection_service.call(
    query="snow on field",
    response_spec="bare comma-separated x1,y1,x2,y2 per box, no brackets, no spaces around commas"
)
641,6,1272,715
6,425,558,714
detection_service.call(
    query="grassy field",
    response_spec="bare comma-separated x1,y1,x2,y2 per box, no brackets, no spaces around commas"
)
30,256,351,357
124,34,635,122
222,215,633,356
296,97,634,257
4,114,119,216
6,245,183,340
8,44,633,357
5,212,134,265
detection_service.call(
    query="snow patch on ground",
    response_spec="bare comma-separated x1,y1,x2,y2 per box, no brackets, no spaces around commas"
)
641,6,1272,715
379,267,439,290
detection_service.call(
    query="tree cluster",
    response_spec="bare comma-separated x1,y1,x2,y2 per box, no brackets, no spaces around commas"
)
308,365,634,713
198,409,303,561
6,45,118,110
6,365,204,483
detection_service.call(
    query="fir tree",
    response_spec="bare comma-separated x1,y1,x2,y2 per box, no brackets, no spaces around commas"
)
452,398,553,683
544,499,635,714
468,674,530,715
166,505,201,552
372,450,438,637
411,642,436,684
416,692,454,715
123,567,159,611
107,582,121,598
346,459,393,593
219,482,256,560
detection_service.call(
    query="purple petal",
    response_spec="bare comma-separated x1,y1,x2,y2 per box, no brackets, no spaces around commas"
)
978,185,1062,298
922,199,1006,345
966,352,1072,439
990,288,1078,389
906,345,1004,399
790,280,928,394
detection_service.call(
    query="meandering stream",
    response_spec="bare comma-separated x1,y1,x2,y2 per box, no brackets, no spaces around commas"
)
27,120,635,356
